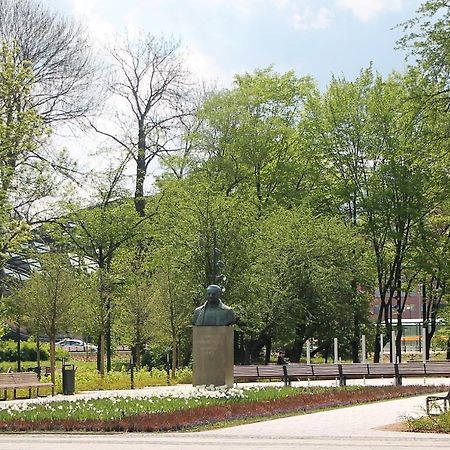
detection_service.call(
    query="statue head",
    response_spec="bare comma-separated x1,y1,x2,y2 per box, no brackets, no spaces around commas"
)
206,284,222,306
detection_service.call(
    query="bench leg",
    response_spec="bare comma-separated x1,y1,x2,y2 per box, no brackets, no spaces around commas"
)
13,389,16,400
427,397,447,415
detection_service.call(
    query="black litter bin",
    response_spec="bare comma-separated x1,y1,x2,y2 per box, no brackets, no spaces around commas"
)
62,364,76,395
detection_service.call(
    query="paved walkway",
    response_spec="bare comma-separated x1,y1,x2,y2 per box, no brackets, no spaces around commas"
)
0,379,449,449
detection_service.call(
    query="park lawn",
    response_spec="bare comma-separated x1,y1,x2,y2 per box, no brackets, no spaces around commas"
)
0,361,193,397
0,385,440,432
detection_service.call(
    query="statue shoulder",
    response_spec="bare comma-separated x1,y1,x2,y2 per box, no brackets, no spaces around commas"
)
194,303,207,312
218,301,233,311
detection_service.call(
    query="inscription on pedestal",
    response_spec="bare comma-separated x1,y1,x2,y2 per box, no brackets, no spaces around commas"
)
193,326,234,387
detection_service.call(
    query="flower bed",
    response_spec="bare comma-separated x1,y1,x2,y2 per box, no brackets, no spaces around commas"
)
0,384,441,432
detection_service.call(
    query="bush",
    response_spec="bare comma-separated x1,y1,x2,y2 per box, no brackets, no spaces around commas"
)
0,340,69,363
0,340,49,362
141,346,171,370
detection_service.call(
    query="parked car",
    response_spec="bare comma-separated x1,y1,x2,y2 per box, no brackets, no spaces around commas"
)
55,338,98,353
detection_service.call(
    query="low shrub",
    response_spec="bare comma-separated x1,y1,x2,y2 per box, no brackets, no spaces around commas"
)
407,410,450,433
0,340,50,362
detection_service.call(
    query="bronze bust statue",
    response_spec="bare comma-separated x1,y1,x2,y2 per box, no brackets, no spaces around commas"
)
193,285,235,326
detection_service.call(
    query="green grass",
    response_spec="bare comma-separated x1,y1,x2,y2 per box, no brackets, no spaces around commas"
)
0,359,192,397
407,410,450,433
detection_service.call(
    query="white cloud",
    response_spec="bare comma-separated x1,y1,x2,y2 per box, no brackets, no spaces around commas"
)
292,6,332,30
67,0,115,46
337,0,404,22
185,44,233,88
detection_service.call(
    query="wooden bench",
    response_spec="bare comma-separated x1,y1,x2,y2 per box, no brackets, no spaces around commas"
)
233,365,259,382
233,365,289,385
424,362,450,377
0,372,54,400
285,363,314,382
311,364,341,380
397,363,426,377
426,389,450,415
234,361,450,387
256,365,287,383
339,363,370,386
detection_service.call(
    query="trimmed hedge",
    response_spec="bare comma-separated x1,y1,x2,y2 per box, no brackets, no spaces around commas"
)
0,340,68,362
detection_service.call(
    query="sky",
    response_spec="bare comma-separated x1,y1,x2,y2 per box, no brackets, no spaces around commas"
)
43,0,423,90
38,0,424,185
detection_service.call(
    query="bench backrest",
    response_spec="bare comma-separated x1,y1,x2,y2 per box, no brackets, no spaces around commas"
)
0,373,17,386
397,363,426,376
311,364,340,377
425,362,450,376
233,365,258,378
0,372,40,386
367,363,396,376
340,363,369,377
256,365,285,377
286,364,314,378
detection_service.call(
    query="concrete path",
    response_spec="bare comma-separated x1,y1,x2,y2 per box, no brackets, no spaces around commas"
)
0,382,449,449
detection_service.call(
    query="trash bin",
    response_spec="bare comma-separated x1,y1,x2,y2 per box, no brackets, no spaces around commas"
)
62,364,76,395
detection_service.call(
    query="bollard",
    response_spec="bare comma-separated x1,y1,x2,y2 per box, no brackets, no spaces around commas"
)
391,331,396,364
422,327,427,363
334,338,338,364
361,335,366,364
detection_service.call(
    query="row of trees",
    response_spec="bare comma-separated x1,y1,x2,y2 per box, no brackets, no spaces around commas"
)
1,0,450,377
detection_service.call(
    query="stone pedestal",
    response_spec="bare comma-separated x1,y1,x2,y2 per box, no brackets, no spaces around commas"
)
192,326,234,387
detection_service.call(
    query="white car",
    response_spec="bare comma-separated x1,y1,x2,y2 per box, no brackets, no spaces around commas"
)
55,338,98,353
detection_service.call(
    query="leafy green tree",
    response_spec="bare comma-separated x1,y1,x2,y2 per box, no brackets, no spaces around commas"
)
398,0,450,105
301,66,450,361
150,172,258,364
413,199,450,358
10,253,81,384
115,275,153,369
0,44,46,262
55,166,154,375
241,206,371,363
197,67,319,214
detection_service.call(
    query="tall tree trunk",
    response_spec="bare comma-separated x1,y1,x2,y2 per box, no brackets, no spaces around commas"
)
98,333,105,376
50,338,56,387
134,128,146,217
171,337,177,379
16,323,21,372
36,335,41,378
106,297,112,372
